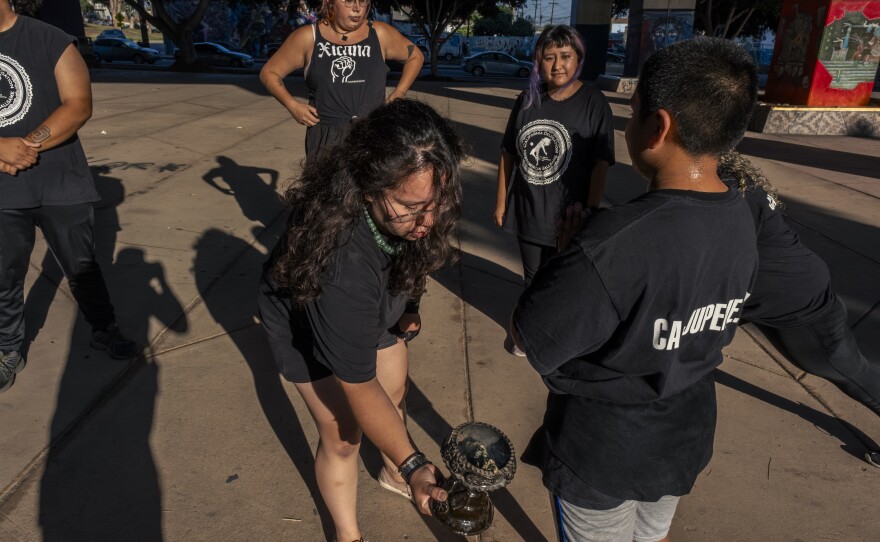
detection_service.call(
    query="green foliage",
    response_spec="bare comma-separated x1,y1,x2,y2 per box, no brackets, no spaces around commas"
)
510,16,534,36
473,11,533,37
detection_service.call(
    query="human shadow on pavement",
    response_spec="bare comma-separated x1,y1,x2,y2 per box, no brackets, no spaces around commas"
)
736,137,880,180
194,228,338,540
202,155,281,230
431,253,523,331
38,246,187,541
714,369,878,460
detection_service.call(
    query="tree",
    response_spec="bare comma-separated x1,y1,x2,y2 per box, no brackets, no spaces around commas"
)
510,15,533,36
374,0,526,76
695,0,782,39
122,0,212,67
472,10,533,36
611,0,782,39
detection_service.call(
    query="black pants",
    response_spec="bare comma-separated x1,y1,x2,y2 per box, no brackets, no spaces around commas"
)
0,204,115,352
518,238,556,287
756,296,880,416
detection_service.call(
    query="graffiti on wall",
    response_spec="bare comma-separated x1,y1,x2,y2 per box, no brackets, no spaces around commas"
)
818,6,880,90
468,35,536,58
766,0,880,108
637,10,694,67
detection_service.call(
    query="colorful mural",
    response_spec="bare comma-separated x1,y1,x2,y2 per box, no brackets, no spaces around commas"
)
637,10,694,68
766,0,880,107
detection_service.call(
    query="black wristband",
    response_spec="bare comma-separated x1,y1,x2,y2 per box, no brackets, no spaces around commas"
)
405,299,421,314
397,451,432,484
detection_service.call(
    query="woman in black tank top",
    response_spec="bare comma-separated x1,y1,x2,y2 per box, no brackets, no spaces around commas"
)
260,0,424,160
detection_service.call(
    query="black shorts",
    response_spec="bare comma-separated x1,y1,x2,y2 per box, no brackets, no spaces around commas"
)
257,273,398,383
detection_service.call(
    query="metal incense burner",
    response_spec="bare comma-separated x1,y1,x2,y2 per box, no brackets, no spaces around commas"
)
432,421,516,536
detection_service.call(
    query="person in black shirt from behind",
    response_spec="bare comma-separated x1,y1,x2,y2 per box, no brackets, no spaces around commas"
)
718,151,880,468
258,99,461,542
512,38,759,542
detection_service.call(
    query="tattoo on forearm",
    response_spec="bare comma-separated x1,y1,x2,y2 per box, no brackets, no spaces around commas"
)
406,45,414,59
26,125,50,143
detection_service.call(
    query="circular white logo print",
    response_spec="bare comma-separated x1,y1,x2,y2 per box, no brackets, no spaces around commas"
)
517,119,572,185
0,53,32,128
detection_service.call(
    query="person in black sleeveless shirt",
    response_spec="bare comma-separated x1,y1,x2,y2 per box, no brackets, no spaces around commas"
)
258,100,462,542
0,8,138,392
718,151,880,468
260,0,423,160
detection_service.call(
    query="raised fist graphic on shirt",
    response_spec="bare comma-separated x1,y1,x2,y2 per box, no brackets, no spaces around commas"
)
331,56,356,83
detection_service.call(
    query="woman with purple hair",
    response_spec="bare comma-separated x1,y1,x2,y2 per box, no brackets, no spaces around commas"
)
494,25,615,295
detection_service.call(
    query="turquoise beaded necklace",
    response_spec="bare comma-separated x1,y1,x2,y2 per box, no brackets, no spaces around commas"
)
363,205,402,256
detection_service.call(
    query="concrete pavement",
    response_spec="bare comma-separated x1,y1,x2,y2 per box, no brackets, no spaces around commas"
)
0,71,877,541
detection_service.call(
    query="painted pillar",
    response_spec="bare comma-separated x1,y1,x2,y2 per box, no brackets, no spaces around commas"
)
765,0,880,106
37,0,86,38
623,0,696,77
570,0,613,80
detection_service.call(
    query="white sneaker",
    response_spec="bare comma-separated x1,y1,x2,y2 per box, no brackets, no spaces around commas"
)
510,343,527,357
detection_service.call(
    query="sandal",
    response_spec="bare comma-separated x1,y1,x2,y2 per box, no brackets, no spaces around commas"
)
377,467,414,502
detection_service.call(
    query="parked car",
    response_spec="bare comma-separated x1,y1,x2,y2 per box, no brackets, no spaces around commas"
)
263,42,283,58
408,33,462,60
97,28,126,40
606,50,625,63
462,51,532,77
387,44,430,72
196,42,254,67
214,41,244,53
76,36,100,68
93,38,161,64
175,42,255,67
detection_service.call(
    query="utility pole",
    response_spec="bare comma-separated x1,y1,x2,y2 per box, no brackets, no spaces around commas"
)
533,0,539,23
549,0,559,24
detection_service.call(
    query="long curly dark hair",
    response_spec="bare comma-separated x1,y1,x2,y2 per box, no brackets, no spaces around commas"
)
273,99,465,304
718,151,783,209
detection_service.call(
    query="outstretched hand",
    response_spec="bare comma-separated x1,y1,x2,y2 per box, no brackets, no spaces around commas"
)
556,202,591,253
409,463,448,515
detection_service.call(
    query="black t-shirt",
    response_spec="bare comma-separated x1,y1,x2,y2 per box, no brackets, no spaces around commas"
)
267,212,409,383
722,177,833,327
0,16,98,209
501,84,615,245
514,187,758,502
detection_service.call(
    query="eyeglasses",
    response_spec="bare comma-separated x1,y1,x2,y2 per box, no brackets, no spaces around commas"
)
338,0,369,7
383,195,436,224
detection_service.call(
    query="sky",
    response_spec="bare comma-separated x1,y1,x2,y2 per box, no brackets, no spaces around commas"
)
520,0,574,27
520,0,627,33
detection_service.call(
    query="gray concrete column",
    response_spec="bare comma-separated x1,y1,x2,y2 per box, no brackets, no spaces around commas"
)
570,0,613,81
37,0,86,38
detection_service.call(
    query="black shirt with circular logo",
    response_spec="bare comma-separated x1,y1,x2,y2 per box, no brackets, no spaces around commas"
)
0,16,98,209
501,84,615,246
